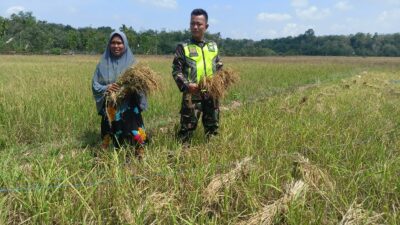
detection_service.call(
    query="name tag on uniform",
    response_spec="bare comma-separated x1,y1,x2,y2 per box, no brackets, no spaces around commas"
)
189,47,198,57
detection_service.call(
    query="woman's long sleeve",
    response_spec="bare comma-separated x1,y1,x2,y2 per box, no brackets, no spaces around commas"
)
92,65,108,114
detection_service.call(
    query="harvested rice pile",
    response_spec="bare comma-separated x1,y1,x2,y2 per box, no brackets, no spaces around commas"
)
236,180,307,225
106,63,160,106
339,202,384,225
202,157,252,214
198,68,239,99
292,154,335,192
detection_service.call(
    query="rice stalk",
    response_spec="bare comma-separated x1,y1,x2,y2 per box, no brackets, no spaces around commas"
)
136,192,177,224
339,202,384,225
198,68,240,99
119,204,135,225
293,154,335,192
202,157,252,213
236,180,307,225
104,63,160,124
106,63,160,106
292,154,342,214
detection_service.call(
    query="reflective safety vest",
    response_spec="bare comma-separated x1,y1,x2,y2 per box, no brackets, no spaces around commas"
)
182,41,219,83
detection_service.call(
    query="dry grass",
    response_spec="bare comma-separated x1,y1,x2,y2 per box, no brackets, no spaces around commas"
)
293,154,335,192
291,154,340,214
140,192,177,224
198,68,240,99
236,180,307,225
119,204,135,225
117,192,176,224
107,63,160,106
202,157,252,213
339,202,384,225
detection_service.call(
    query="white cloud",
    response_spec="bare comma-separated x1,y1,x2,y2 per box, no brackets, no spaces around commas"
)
68,7,78,14
291,0,309,8
257,13,292,22
296,6,331,20
227,30,251,39
212,4,233,10
345,17,359,23
5,6,25,16
283,23,304,36
335,1,353,11
377,8,400,30
370,0,400,5
281,23,312,36
378,9,400,22
255,29,279,39
330,23,348,33
137,0,177,9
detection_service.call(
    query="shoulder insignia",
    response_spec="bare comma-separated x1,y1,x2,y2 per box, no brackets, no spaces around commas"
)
208,43,216,52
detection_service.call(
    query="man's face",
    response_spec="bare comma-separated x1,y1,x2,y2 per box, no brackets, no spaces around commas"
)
109,35,125,57
190,15,208,41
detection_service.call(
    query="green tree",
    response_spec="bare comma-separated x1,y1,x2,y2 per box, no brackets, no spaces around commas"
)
0,16,8,37
1,11,399,56
381,44,399,56
67,30,79,51
120,25,137,52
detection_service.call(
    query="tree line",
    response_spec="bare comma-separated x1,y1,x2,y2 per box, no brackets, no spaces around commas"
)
1,11,400,56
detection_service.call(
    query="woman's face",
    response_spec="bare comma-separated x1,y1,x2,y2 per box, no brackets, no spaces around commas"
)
109,35,125,57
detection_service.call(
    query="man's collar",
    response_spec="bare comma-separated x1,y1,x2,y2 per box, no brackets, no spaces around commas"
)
190,38,207,44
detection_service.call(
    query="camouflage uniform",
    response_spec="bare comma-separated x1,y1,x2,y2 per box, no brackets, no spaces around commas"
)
172,39,223,142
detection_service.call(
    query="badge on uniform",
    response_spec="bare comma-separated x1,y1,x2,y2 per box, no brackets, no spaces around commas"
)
208,43,215,52
189,47,198,57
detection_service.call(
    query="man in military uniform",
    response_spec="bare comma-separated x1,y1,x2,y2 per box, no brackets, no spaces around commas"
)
172,8,223,143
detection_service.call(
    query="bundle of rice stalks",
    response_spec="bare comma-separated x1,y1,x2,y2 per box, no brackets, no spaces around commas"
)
105,63,160,125
202,157,252,213
117,192,176,225
119,205,135,225
236,180,307,225
292,154,340,213
136,192,177,224
292,154,335,192
107,63,160,106
339,202,384,225
198,68,239,99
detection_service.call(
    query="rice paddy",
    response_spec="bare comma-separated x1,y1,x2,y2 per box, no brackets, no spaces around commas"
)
0,55,399,224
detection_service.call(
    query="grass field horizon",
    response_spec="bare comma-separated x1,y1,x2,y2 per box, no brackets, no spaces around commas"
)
0,55,399,224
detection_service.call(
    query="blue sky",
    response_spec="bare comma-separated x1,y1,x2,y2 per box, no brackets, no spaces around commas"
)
1,0,400,40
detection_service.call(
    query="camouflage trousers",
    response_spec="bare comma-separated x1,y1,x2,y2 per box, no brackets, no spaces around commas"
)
177,93,219,142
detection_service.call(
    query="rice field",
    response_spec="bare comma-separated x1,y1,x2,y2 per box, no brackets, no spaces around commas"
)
0,55,399,224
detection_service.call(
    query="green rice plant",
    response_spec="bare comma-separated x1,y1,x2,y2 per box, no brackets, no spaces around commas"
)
0,55,399,224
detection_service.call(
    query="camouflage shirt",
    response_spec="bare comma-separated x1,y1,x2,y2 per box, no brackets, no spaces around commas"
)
172,38,223,93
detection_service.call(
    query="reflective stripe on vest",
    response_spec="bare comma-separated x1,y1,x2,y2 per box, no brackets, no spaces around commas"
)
183,42,218,83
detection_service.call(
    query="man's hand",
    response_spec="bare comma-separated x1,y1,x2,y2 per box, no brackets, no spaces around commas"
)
107,83,120,93
188,83,199,94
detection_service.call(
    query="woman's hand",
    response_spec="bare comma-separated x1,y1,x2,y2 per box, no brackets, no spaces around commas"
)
107,83,120,93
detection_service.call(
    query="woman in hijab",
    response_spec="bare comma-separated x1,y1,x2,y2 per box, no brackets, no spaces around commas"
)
92,31,147,158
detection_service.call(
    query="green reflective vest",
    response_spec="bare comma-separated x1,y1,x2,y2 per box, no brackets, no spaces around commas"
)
182,41,219,83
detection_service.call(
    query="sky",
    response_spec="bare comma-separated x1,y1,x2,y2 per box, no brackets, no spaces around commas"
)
1,0,400,40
